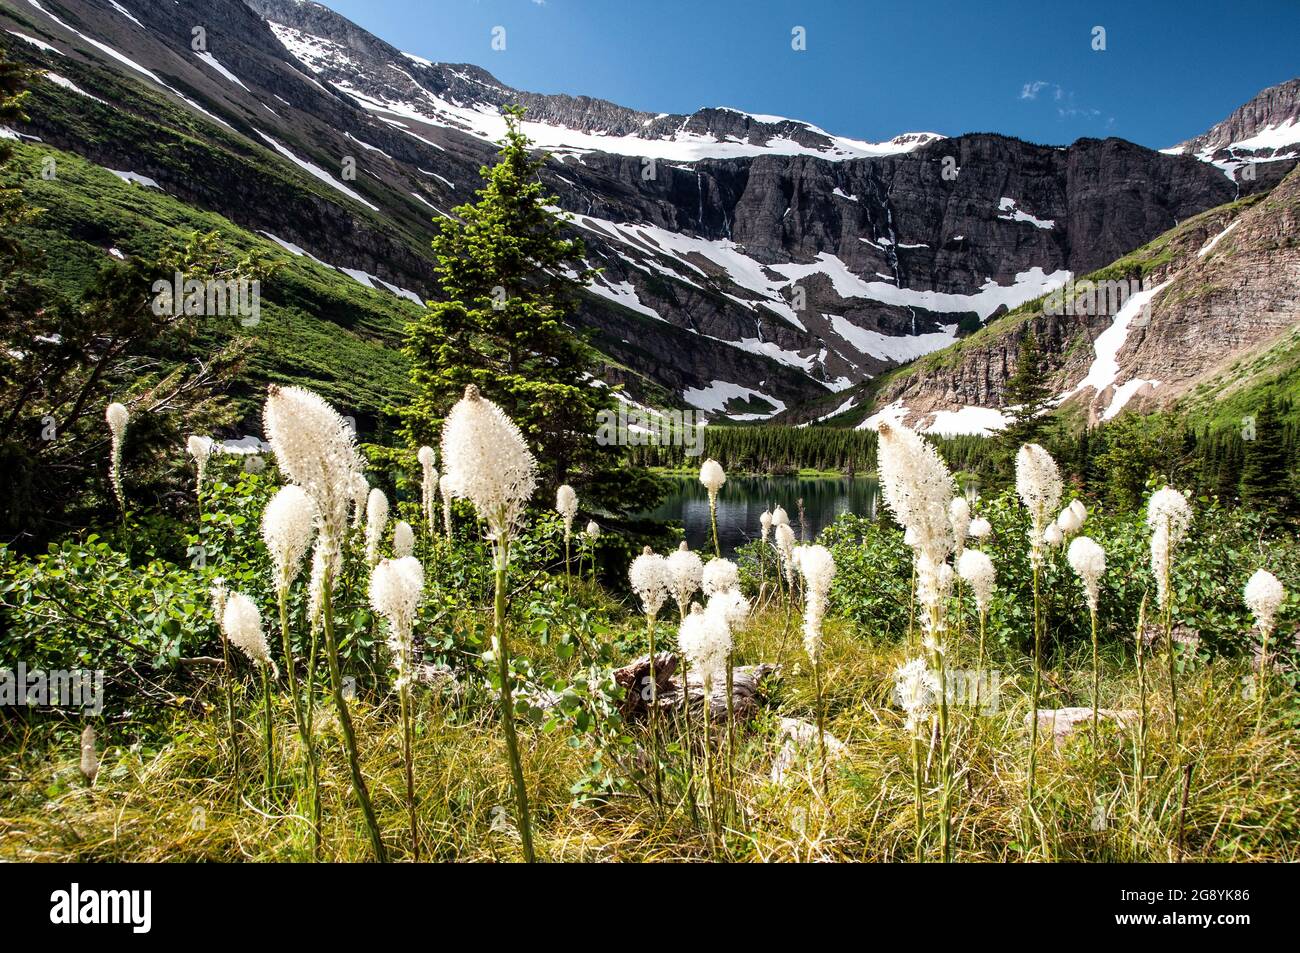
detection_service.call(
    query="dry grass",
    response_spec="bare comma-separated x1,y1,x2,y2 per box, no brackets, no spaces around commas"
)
1,605,1295,862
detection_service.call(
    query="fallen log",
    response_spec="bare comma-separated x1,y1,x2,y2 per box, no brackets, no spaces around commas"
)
613,653,778,722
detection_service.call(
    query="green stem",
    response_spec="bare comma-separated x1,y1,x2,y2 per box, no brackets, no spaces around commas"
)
1028,558,1041,808
974,610,987,712
709,496,720,557
912,733,925,863
400,634,418,860
494,543,535,863
1091,608,1100,754
646,616,664,810
323,571,388,862
725,653,736,822
278,588,319,852
813,658,828,804
1255,629,1270,735
220,626,240,789
679,654,697,824
261,666,274,803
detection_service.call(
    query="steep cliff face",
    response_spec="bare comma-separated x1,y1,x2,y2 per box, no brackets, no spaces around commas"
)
839,165,1300,434
0,0,1289,423
1171,77,1300,174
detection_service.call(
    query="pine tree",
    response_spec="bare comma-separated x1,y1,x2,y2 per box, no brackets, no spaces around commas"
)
1240,395,1293,516
404,107,658,512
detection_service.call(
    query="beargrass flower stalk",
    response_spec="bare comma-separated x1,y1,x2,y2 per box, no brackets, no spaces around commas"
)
1015,442,1062,806
956,548,995,709
706,587,751,823
797,544,836,800
1245,569,1285,732
370,556,425,858
438,473,455,540
262,483,320,842
895,657,939,861
105,402,129,515
263,384,386,861
949,497,971,558
365,488,389,569
701,562,742,806
441,384,539,861
968,516,991,541
1133,596,1149,820
187,435,213,506
209,577,239,782
630,547,670,808
877,420,957,859
222,591,277,800
350,474,369,530
79,724,98,787
759,509,774,602
393,521,415,558
1067,536,1107,749
1043,523,1064,548
584,520,600,583
666,542,703,620
556,484,578,587
1147,486,1192,750
699,459,726,556
418,446,438,540
679,603,731,843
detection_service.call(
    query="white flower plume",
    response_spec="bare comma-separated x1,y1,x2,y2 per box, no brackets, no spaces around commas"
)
418,446,438,539
630,547,670,620
678,603,731,693
370,556,425,678
105,401,129,511
262,483,317,591
771,505,789,528
797,544,836,663
585,520,600,539
956,548,995,613
968,516,992,540
949,496,971,556
1015,443,1062,563
187,435,213,493
1147,487,1192,546
1066,535,1106,612
393,520,415,558
894,657,939,734
263,385,363,559
702,557,739,597
699,459,726,496
760,509,773,540
365,487,389,567
1245,569,1285,638
876,421,955,561
440,385,538,547
775,523,797,586
665,544,703,615
556,484,578,538
706,587,751,632
221,591,273,669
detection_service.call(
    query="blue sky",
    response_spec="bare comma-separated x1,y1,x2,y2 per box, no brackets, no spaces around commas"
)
318,0,1298,149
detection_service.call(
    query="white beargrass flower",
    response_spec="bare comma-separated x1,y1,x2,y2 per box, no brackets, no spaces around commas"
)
760,509,773,541
1067,536,1106,613
350,474,369,529
105,401,129,510
307,542,339,628
949,496,971,556
440,385,538,551
263,385,364,564
556,484,578,539
1069,499,1087,526
630,547,670,621
707,587,751,632
1044,523,1064,548
1147,486,1192,609
80,724,98,784
364,487,389,568
956,549,996,614
894,657,939,734
222,591,273,669
702,557,739,597
262,484,317,591
968,516,992,540
1245,569,1285,638
797,544,836,663
585,520,600,539
678,603,731,693
187,435,213,494
370,556,425,683
209,576,228,625
393,521,415,558
418,446,438,538
666,543,704,615
876,421,955,561
775,522,796,586
772,505,789,528
1015,443,1063,565
699,459,726,497
1056,501,1084,535
439,472,455,539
